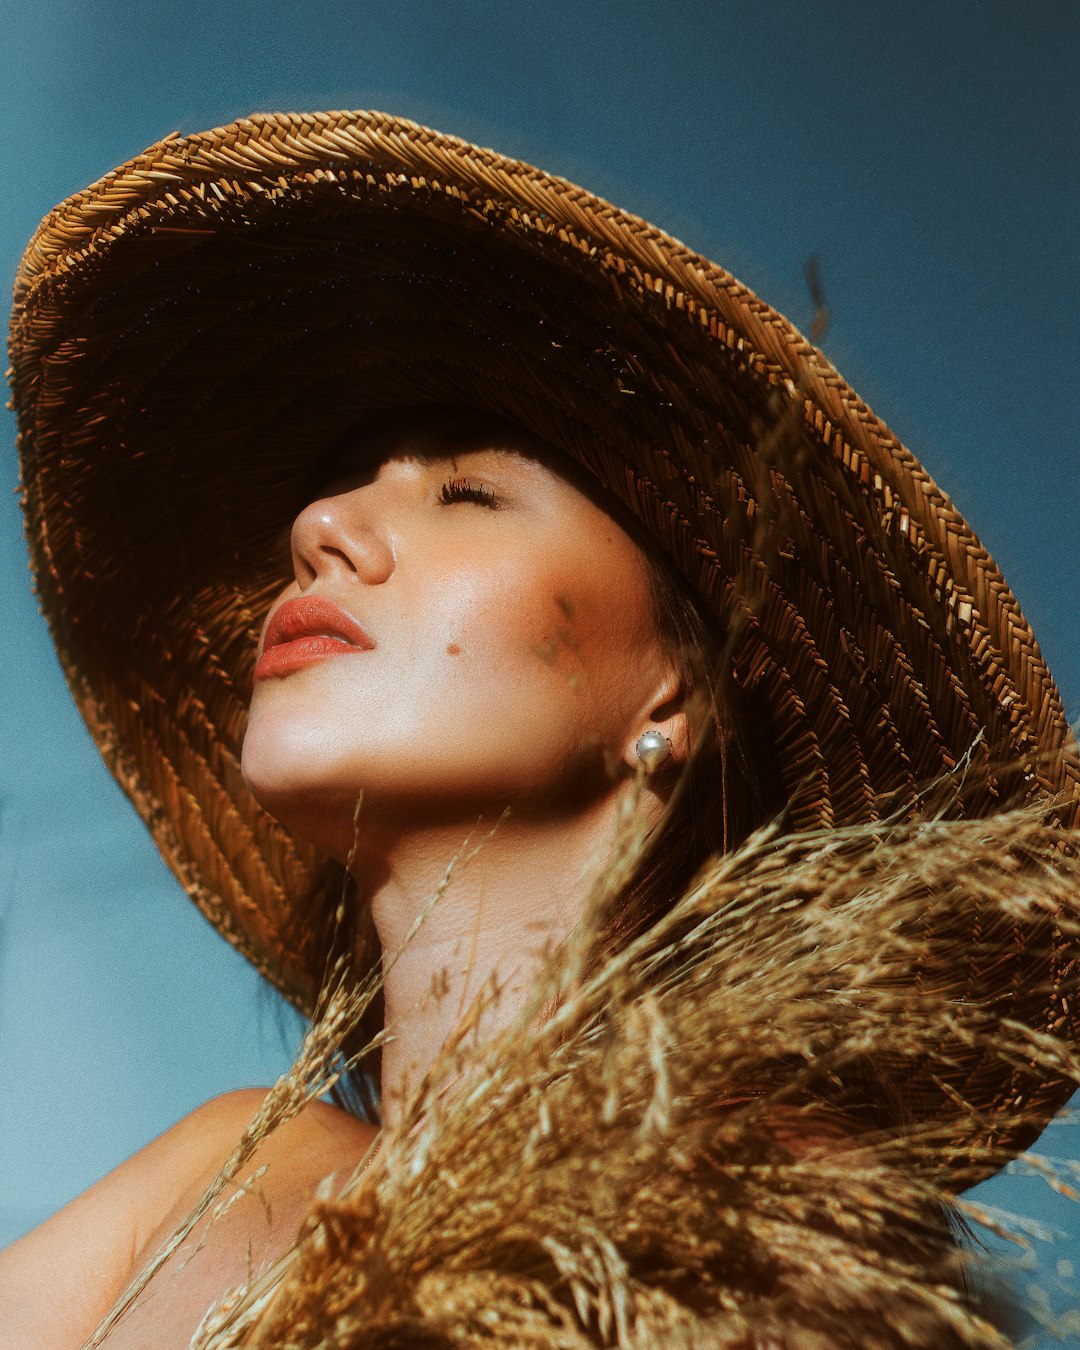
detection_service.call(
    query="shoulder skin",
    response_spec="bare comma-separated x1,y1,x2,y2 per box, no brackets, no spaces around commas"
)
0,1089,377,1349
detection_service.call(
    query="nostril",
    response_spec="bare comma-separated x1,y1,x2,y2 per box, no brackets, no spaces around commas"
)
320,544,357,572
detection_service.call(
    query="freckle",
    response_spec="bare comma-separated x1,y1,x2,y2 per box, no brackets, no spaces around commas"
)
446,643,461,656
534,638,559,665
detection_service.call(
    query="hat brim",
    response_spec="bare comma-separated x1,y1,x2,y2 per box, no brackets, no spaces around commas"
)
10,110,1079,1167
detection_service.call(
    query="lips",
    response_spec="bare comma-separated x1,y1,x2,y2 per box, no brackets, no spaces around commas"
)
254,595,374,680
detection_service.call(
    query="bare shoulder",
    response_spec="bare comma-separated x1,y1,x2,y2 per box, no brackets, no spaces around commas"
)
137,1087,378,1249
0,1090,376,1350
142,1087,377,1205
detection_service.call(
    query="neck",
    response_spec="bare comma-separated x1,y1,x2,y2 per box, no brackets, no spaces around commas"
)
349,789,641,1127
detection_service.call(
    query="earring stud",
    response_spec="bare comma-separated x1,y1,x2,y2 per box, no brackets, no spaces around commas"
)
634,729,672,772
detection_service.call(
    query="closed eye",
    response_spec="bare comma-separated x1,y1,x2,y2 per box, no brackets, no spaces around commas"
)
438,478,499,509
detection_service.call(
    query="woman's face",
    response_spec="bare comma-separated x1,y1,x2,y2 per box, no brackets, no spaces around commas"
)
242,429,675,859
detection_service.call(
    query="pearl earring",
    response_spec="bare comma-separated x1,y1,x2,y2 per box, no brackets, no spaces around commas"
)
634,729,672,772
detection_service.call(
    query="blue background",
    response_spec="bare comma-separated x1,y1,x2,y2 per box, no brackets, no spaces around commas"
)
1,0,1077,1339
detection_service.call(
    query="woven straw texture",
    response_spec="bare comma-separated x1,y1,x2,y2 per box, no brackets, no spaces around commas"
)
9,110,1080,1157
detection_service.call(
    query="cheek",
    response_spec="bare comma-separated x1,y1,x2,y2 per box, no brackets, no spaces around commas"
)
419,565,584,689
421,549,654,729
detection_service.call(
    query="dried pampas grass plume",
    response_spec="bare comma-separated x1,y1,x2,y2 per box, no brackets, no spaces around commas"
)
141,805,1079,1347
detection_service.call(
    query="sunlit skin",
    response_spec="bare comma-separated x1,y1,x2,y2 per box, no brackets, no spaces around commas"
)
243,446,683,855
0,434,691,1350
244,441,690,1124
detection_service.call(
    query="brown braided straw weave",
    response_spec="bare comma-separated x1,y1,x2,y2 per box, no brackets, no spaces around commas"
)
9,110,1080,1161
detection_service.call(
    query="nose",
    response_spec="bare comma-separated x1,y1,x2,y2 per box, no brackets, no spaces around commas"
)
289,487,395,589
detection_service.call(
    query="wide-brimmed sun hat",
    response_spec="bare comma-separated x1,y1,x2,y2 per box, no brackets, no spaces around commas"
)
9,110,1079,1161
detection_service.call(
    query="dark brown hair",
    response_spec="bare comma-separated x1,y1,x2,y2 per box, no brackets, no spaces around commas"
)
596,549,785,956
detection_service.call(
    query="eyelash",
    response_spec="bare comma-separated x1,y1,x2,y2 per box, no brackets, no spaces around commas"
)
438,478,499,509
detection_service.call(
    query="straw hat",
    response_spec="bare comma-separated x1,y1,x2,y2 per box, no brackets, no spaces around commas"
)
9,111,1079,1159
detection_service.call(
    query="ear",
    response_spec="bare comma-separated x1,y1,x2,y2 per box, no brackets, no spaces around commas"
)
620,663,691,775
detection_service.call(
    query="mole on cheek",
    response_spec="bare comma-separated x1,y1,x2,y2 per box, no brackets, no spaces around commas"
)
446,643,461,656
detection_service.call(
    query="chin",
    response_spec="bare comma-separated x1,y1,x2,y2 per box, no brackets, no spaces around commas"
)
241,727,361,859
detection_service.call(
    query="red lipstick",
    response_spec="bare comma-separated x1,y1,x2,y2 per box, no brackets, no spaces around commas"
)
254,595,374,680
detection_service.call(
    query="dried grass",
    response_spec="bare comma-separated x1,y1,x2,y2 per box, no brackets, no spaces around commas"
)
103,803,1080,1347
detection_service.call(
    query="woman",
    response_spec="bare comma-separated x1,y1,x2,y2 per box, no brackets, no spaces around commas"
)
3,110,1078,1347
